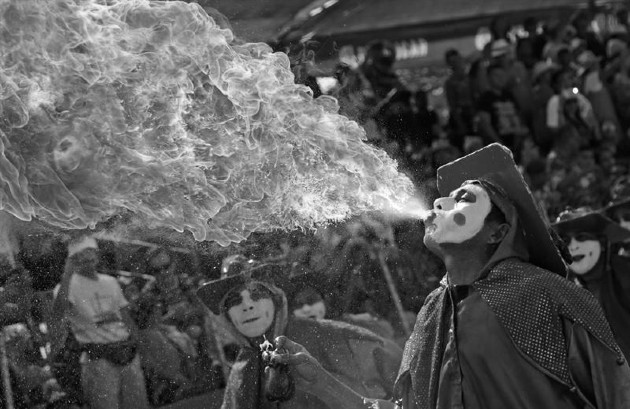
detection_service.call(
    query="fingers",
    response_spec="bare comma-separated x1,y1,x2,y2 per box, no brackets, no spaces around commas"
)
269,351,310,367
274,336,305,354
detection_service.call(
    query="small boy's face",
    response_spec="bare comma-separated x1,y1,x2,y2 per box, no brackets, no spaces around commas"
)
293,301,326,320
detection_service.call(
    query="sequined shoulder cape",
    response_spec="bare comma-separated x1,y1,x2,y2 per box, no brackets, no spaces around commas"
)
394,258,624,408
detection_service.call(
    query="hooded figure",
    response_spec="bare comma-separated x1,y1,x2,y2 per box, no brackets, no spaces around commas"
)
390,144,630,409
553,207,630,361
197,263,402,409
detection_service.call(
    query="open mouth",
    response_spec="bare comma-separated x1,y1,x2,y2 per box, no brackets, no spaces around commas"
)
572,255,585,263
243,317,260,324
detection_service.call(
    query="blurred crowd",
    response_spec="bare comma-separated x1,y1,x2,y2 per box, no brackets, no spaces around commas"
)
316,6,630,223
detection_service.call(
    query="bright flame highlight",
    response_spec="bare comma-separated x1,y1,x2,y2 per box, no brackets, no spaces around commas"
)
0,0,415,245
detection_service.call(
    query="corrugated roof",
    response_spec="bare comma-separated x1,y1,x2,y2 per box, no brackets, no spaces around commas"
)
285,0,588,38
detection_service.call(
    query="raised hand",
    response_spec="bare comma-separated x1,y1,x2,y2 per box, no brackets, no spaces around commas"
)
270,336,327,391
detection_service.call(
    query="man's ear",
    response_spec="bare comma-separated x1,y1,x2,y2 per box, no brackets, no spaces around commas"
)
488,223,510,245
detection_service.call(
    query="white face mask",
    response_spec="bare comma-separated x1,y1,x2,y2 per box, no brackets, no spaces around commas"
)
227,289,275,338
568,236,602,275
293,301,326,320
425,184,492,244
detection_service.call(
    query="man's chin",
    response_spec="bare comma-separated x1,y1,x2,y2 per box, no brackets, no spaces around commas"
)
423,234,441,254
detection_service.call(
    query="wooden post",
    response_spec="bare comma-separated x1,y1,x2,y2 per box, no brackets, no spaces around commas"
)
0,328,14,409
377,252,411,337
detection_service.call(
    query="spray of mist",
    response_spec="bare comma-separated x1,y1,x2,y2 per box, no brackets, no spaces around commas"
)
0,0,416,246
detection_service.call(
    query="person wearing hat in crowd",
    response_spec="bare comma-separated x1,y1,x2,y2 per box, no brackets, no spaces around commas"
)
196,261,402,409
475,62,530,161
51,236,148,409
269,143,630,409
553,207,630,361
531,60,560,153
576,49,622,154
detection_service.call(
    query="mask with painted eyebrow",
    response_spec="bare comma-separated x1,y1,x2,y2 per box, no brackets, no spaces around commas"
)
426,184,492,244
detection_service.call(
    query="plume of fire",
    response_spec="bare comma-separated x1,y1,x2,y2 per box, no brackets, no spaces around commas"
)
0,0,415,246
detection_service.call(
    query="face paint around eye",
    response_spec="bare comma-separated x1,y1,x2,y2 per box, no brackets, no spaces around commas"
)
424,184,492,244
227,289,275,338
567,236,602,275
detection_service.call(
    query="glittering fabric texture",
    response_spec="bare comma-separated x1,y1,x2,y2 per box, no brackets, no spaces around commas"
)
394,278,449,409
475,258,624,385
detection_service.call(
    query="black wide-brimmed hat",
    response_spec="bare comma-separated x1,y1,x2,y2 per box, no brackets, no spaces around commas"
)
197,258,288,315
552,207,630,244
436,143,567,276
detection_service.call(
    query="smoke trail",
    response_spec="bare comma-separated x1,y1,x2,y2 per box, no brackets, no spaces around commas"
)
0,0,414,246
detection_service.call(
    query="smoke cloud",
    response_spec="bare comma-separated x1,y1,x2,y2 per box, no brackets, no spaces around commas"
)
0,0,414,246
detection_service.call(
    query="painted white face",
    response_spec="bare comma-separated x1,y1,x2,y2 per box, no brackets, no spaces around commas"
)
227,289,275,338
293,301,326,320
424,184,492,244
567,235,602,275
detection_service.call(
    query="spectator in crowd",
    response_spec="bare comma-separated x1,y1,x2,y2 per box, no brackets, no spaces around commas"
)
553,207,630,361
51,236,148,409
197,265,403,409
444,48,474,149
547,69,599,153
492,39,534,125
611,52,630,132
576,50,621,155
132,294,196,405
571,9,605,57
543,22,575,63
522,16,547,60
410,90,441,150
360,41,406,101
531,60,559,153
475,62,529,159
272,144,630,409
291,287,326,321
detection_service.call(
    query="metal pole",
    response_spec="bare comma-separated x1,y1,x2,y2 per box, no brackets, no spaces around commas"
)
0,328,14,409
205,314,230,382
377,252,411,337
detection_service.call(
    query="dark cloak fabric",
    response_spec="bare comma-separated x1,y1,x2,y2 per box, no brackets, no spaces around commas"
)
577,254,630,362
219,281,402,409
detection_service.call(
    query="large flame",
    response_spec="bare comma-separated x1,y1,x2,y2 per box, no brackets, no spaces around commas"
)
0,0,414,246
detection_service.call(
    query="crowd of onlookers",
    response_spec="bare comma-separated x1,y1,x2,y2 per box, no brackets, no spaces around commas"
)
316,6,630,223
0,245,227,409
0,225,435,409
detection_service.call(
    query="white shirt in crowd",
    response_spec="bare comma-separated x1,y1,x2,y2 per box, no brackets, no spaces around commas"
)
54,273,130,344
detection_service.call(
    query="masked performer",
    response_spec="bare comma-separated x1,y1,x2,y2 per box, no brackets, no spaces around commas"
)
269,143,630,409
553,207,630,361
196,264,402,409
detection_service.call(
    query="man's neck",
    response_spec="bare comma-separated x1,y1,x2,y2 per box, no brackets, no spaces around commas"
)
442,247,491,285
